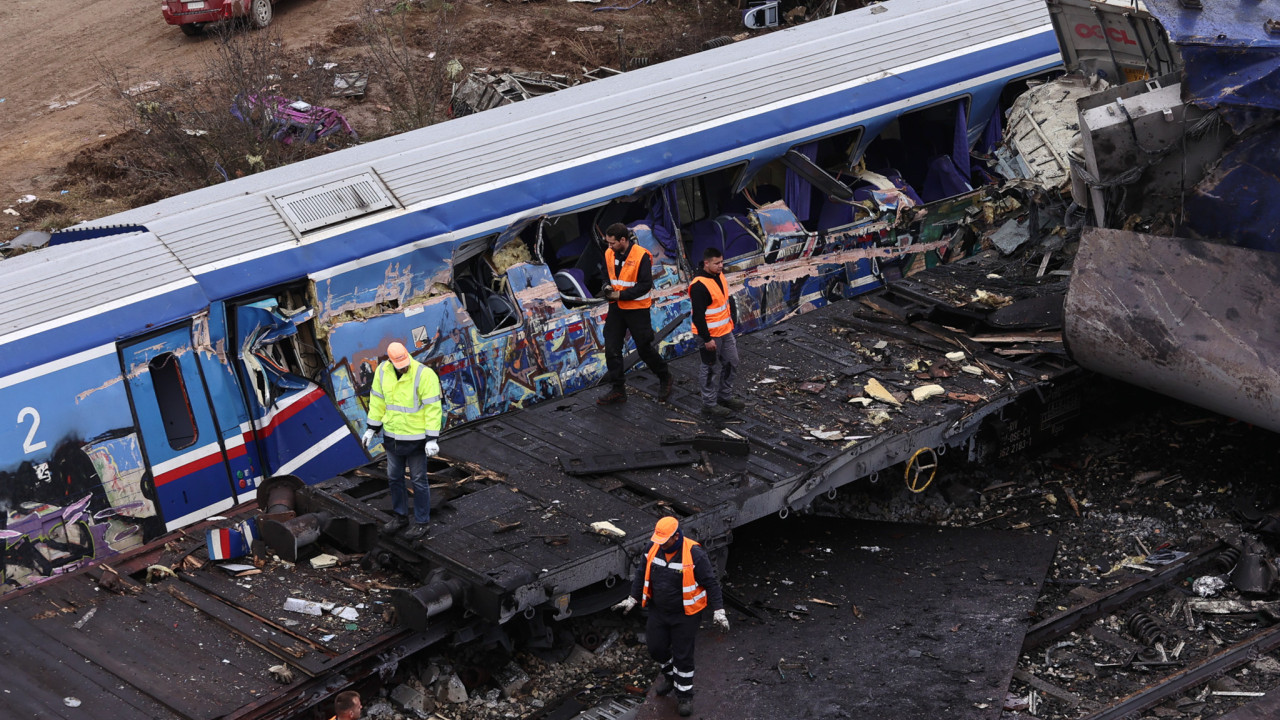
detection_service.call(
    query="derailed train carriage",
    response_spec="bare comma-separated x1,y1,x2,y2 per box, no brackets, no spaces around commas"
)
0,0,1061,608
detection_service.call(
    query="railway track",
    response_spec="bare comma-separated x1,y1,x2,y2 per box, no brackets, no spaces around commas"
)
1011,542,1280,719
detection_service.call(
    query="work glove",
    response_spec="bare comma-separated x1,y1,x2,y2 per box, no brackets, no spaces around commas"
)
713,609,729,631
612,596,638,614
425,440,440,457
361,429,377,448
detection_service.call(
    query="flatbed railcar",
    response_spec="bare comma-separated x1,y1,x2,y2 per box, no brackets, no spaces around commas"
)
0,0,1060,601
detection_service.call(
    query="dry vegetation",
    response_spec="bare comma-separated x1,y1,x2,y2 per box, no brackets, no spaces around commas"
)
3,0,764,242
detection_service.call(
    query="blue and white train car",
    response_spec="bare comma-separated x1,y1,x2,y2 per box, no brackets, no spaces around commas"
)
0,0,1060,593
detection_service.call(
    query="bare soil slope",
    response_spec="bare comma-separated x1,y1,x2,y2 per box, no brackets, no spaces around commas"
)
0,0,744,241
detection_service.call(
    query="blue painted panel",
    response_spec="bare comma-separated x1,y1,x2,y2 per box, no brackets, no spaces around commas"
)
233,302,366,485
121,325,236,527
1185,127,1280,252
1,284,210,381
0,353,163,592
314,242,455,324
1146,0,1280,112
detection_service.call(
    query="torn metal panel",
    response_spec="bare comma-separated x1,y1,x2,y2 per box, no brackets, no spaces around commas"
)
1145,0,1280,114
1183,125,1280,252
1047,0,1179,82
1077,73,1183,223
1064,228,1280,433
994,73,1101,191
451,70,575,117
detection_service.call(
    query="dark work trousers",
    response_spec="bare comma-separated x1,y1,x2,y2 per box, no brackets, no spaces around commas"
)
698,332,739,408
646,607,702,698
602,306,670,392
384,437,430,524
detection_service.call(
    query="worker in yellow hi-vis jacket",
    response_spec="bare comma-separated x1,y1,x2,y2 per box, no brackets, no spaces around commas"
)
363,341,443,542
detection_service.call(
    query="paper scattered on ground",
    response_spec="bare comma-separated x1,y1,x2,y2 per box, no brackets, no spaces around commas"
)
283,598,325,615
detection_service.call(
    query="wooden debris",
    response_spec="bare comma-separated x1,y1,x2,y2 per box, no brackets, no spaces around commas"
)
1063,487,1080,517
969,332,1063,343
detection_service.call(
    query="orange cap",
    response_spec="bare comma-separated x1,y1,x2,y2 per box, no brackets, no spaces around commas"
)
651,516,679,544
387,342,411,369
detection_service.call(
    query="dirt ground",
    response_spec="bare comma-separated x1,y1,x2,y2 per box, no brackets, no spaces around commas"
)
0,0,748,242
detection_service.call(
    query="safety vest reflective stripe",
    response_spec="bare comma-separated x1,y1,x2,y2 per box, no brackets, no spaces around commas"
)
691,274,733,337
683,590,707,607
606,243,653,310
651,556,684,570
640,537,709,615
367,360,444,440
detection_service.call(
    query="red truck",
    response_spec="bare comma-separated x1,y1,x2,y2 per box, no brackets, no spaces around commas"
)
162,0,276,36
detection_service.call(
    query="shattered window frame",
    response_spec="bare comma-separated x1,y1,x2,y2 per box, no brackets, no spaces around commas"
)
860,95,972,195
451,233,525,337
675,161,748,225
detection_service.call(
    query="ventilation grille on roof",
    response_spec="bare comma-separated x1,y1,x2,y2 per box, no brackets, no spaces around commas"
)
274,173,396,234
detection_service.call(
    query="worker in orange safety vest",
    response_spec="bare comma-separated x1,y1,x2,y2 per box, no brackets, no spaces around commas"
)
597,222,675,406
689,247,744,420
612,517,729,717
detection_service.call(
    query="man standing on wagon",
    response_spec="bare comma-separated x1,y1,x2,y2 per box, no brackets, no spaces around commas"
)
362,341,443,541
597,222,675,405
689,247,744,419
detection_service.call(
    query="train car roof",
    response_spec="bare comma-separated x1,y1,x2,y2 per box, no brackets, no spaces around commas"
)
91,0,1052,278
0,232,206,379
1,0,1058,377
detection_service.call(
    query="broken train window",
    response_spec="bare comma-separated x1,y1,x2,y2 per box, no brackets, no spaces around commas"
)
676,162,768,267
859,97,974,204
517,191,682,308
236,296,319,410
451,234,522,336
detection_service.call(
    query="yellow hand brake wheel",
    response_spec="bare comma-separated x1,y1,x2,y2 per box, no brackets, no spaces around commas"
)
905,447,938,493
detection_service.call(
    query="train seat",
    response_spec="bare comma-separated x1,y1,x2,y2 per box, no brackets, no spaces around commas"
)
554,233,592,265
921,156,972,202
715,214,761,260
687,219,725,265
554,268,594,303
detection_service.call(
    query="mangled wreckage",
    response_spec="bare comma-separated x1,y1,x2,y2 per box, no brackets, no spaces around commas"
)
997,0,1280,433
0,0,1106,714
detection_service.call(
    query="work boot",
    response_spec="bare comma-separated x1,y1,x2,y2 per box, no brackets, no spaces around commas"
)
658,375,675,402
401,522,430,541
654,673,674,697
597,389,627,405
717,397,746,411
677,697,693,717
380,514,408,535
701,404,732,419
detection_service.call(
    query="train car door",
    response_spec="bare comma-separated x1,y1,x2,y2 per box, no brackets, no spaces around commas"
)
120,325,240,530
231,298,367,485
